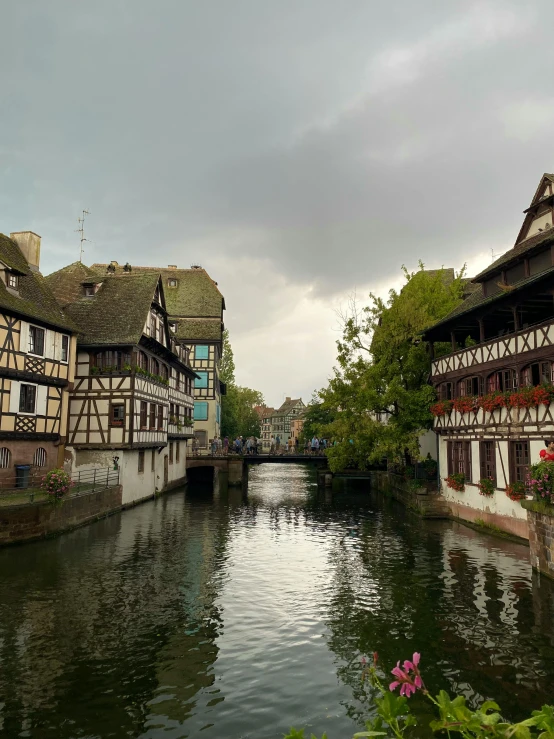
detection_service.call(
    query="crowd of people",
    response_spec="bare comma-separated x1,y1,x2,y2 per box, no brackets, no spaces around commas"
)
191,435,333,456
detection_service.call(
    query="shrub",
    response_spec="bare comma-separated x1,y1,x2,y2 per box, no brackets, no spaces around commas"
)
41,468,73,502
526,461,554,504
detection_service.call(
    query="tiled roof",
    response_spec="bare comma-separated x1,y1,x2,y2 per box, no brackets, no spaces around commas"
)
47,271,161,346
91,263,224,317
44,261,101,308
473,227,554,282
0,234,76,331
276,398,304,414
174,317,222,342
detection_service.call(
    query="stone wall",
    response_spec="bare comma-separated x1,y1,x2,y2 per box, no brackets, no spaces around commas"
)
0,486,122,546
522,500,554,579
369,471,450,518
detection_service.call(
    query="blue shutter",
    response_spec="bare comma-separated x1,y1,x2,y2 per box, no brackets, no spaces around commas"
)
195,371,208,389
195,345,209,360
194,402,208,421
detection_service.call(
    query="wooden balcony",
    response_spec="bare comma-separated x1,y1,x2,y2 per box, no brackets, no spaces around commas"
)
434,402,554,432
432,318,554,378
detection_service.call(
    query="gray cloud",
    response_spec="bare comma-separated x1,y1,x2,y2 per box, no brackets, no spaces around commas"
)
2,1,554,397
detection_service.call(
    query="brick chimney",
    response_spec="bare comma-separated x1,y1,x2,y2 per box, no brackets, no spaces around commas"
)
10,232,41,271
286,396,291,402
168,264,177,268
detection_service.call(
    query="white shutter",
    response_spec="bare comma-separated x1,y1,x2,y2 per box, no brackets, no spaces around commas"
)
36,385,47,416
19,321,29,354
45,330,55,360
9,381,20,414
52,333,61,361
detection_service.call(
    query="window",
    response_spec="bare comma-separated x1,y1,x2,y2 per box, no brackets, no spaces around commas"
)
175,405,180,421
61,335,69,363
138,352,148,370
160,364,168,381
158,405,164,430
19,384,37,414
149,403,156,429
439,382,452,401
459,376,483,396
194,401,208,421
29,326,45,356
216,403,221,423
110,403,125,427
521,361,552,387
447,441,471,481
479,441,496,485
169,402,175,421
0,448,11,468
195,345,209,360
168,278,178,287
176,442,180,463
33,448,47,467
195,371,208,389
140,401,147,429
138,450,145,473
511,441,530,483
150,315,156,337
94,350,131,371
487,369,517,393
151,358,159,377
175,372,180,390
151,449,156,472
84,284,96,297
169,321,177,332
7,273,18,289
169,442,174,464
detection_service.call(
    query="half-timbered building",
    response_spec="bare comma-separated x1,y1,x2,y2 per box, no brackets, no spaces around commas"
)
45,263,196,504
0,232,77,485
91,262,226,450
424,173,554,538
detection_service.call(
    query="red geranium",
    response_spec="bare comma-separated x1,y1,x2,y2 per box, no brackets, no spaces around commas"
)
452,396,477,414
430,400,453,417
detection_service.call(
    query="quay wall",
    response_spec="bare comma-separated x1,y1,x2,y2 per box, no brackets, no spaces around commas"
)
522,500,554,579
0,486,123,546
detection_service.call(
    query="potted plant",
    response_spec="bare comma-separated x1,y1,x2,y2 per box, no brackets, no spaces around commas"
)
506,481,526,501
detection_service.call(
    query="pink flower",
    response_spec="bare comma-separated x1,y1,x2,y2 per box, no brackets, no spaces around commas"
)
389,653,424,698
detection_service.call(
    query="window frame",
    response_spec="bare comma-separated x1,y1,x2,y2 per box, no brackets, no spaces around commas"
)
194,401,208,421
28,325,45,357
19,383,37,415
195,345,209,360
195,371,209,389
479,440,497,486
138,450,145,474
149,403,156,429
140,401,148,429
447,440,472,481
157,404,164,430
61,335,69,363
7,273,18,289
109,403,125,427
510,440,530,484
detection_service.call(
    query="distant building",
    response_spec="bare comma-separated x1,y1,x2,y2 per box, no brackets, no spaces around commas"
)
92,263,226,450
0,232,77,484
266,397,305,448
290,415,305,446
260,408,276,449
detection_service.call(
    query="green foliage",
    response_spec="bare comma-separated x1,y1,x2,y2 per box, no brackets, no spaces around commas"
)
300,393,337,443
315,264,466,471
220,329,264,438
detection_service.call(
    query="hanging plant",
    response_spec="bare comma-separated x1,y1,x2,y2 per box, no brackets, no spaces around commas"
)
477,477,495,497
445,473,465,492
506,481,526,502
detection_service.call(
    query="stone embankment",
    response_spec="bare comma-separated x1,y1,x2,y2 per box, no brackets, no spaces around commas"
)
369,471,451,518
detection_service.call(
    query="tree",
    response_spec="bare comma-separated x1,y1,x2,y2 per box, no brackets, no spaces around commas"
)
317,264,465,471
220,330,264,438
299,392,337,443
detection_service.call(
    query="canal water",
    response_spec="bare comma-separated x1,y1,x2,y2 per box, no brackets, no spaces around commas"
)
0,465,553,739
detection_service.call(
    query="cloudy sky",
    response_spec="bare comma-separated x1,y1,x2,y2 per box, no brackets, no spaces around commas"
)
2,1,553,407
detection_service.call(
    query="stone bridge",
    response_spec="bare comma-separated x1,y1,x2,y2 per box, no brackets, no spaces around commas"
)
186,454,328,486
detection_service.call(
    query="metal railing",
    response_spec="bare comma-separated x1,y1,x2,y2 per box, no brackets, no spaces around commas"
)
71,467,120,495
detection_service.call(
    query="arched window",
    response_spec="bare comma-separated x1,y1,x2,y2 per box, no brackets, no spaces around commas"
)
0,447,11,468
138,352,148,370
487,368,517,393
160,364,168,381
458,376,483,396
521,361,552,387
151,358,159,376
33,448,47,467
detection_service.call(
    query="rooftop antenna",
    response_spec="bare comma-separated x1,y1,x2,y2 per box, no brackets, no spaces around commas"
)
490,248,499,263
75,209,90,262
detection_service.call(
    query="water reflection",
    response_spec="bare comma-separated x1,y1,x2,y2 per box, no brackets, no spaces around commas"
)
0,466,552,738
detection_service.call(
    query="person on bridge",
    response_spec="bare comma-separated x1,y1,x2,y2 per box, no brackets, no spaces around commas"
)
294,437,299,453
223,436,229,454
311,437,319,455
288,437,294,453
270,436,275,454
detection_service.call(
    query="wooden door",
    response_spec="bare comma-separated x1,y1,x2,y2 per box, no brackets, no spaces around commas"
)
164,455,169,487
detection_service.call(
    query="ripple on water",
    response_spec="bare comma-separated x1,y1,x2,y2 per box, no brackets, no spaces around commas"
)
0,465,553,738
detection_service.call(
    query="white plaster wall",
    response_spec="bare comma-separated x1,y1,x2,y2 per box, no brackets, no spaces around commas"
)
438,436,526,521
530,439,546,465
418,430,437,460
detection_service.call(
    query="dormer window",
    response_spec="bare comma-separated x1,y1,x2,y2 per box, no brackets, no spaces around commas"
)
168,278,177,288
84,285,95,297
169,321,177,333
7,273,18,289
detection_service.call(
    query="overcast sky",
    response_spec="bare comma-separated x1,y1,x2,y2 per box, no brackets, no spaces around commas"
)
2,1,553,407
